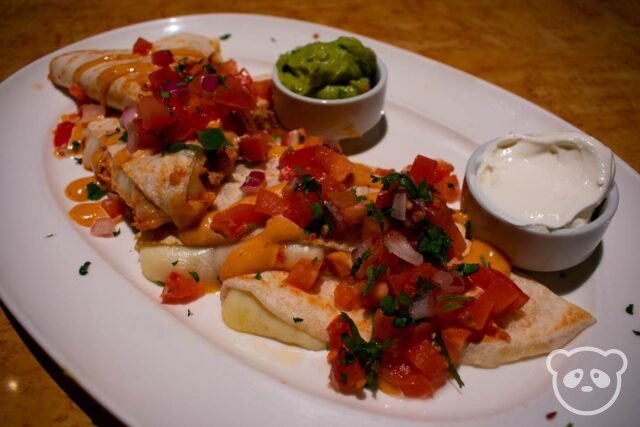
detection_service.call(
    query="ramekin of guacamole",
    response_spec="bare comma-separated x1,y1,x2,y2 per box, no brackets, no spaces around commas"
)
276,37,378,100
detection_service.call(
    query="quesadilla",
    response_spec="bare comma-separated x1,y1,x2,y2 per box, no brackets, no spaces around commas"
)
49,33,222,110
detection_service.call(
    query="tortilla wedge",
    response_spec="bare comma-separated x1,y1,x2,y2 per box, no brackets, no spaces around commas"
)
220,271,595,368
460,273,596,368
49,33,222,110
221,271,373,347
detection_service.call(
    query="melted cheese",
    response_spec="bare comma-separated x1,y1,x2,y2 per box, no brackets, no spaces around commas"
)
461,239,511,276
219,216,304,280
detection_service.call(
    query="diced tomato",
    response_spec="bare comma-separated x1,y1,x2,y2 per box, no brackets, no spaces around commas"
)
132,37,153,55
138,95,175,132
282,192,317,228
321,177,348,201
441,327,471,365
151,49,174,66
239,131,270,162
69,83,89,104
161,271,205,304
286,257,323,291
211,204,268,240
378,353,435,398
372,310,395,341
457,291,494,330
325,251,353,279
253,79,272,101
406,339,449,389
326,316,367,394
314,145,353,182
216,59,239,77
409,155,439,186
279,146,321,180
334,281,364,311
466,267,529,316
435,174,460,203
100,199,124,219
387,263,437,297
148,68,181,90
53,121,75,148
255,189,285,216
214,75,256,110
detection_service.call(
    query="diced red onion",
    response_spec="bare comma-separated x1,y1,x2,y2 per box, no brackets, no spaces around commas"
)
240,171,266,194
390,192,407,221
202,74,220,92
286,129,303,146
162,79,181,93
80,104,105,123
384,230,423,266
409,293,435,319
434,270,465,293
120,105,138,129
169,87,190,104
90,217,116,237
432,270,453,288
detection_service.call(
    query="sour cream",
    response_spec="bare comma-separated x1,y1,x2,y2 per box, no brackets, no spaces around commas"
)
475,132,615,230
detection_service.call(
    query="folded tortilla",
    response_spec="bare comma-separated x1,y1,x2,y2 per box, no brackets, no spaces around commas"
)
103,144,213,230
460,274,596,368
219,271,595,368
221,272,373,349
49,33,222,110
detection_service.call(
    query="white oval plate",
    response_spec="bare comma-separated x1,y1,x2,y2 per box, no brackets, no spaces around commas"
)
0,14,638,426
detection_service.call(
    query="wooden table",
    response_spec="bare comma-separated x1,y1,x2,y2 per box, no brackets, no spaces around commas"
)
1,1,638,425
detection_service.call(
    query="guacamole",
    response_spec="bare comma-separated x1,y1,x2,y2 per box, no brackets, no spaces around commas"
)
276,37,378,100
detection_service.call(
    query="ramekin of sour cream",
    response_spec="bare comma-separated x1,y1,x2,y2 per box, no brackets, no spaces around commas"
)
461,132,619,271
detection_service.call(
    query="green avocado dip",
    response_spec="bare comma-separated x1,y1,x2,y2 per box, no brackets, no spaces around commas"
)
276,37,378,100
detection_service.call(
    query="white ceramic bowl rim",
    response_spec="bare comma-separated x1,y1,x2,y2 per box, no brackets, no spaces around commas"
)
271,56,388,106
465,137,619,237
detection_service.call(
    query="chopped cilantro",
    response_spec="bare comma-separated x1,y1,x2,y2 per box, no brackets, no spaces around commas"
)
362,262,387,296
255,272,262,280
355,195,368,202
371,172,432,201
86,182,107,200
434,331,464,388
45,233,56,238
293,317,304,323
351,248,372,275
437,294,475,313
270,37,276,43
219,33,231,40
633,330,640,336
73,156,83,164
154,280,165,287
203,64,215,74
78,261,91,276
189,271,200,282
479,254,488,268
166,143,204,153
294,174,320,194
112,229,121,237
340,371,348,384
464,219,472,239
626,304,634,315
339,312,390,392
455,263,479,276
380,291,421,327
171,260,179,267
311,202,325,220
105,128,120,137
71,140,81,151
366,202,391,230
197,128,230,150
118,130,128,142
187,309,193,317
417,224,451,266
160,91,170,99
447,182,455,189
216,275,222,284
